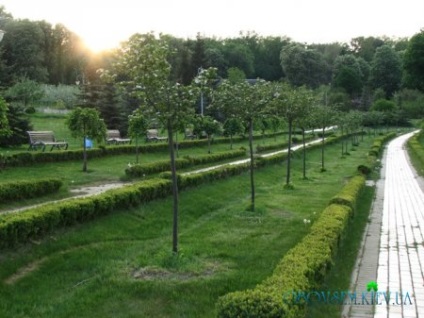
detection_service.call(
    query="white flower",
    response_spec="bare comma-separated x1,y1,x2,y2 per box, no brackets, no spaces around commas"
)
127,163,132,168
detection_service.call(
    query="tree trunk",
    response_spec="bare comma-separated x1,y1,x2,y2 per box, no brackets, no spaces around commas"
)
302,128,306,179
175,132,179,158
82,125,87,172
167,122,179,254
341,126,344,156
286,119,293,186
248,118,255,211
135,136,139,164
230,134,233,150
321,126,325,171
207,135,211,154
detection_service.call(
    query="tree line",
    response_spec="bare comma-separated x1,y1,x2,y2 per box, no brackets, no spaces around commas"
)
1,4,424,148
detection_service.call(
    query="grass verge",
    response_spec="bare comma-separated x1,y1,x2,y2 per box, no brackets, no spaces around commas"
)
0,135,375,317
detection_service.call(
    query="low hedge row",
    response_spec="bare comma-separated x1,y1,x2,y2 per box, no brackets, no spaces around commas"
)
328,175,366,211
0,131,287,168
215,132,395,317
406,131,424,170
0,132,368,250
0,178,63,203
216,175,365,317
125,149,246,177
256,134,315,153
368,132,397,157
0,178,172,248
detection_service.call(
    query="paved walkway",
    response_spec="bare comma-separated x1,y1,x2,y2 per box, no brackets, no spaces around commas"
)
344,131,424,318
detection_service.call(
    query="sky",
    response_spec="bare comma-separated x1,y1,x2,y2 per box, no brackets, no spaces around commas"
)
1,0,423,52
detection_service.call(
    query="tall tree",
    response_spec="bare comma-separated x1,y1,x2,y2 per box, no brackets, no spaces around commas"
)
1,19,48,84
104,33,201,254
312,87,336,172
280,44,327,88
271,83,313,186
212,79,271,211
370,45,402,98
0,96,11,138
403,30,424,91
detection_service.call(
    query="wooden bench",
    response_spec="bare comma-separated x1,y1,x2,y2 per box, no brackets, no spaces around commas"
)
184,128,197,140
106,130,131,145
146,129,168,142
27,131,68,152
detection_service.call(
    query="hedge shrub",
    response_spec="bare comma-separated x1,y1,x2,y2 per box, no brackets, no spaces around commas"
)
328,175,365,211
0,178,172,248
216,204,354,318
216,175,365,317
0,178,62,202
125,149,246,177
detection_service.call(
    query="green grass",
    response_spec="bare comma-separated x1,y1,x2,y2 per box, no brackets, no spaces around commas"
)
0,135,376,318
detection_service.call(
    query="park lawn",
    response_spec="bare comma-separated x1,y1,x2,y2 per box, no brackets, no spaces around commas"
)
1,111,290,154
0,135,375,318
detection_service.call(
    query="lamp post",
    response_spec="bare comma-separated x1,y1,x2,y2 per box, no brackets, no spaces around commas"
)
0,30,4,43
197,67,204,116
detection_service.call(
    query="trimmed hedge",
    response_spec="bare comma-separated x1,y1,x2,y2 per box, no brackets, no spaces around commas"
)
0,178,62,202
407,131,424,170
0,132,371,250
0,131,286,168
125,149,246,177
216,175,365,317
0,178,172,248
368,132,397,157
256,134,316,153
328,175,365,211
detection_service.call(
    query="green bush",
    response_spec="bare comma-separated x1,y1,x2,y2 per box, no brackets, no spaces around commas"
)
0,178,62,202
125,149,246,177
0,178,172,248
216,173,364,317
328,175,365,211
216,204,353,317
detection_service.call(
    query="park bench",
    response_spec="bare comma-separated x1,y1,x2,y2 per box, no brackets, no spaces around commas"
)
27,131,68,152
146,129,168,142
106,130,131,145
184,128,197,140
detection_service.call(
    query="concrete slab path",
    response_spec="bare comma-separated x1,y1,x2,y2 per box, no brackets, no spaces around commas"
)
345,131,424,318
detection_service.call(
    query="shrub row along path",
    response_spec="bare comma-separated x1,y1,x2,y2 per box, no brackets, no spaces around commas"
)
5,137,325,214
344,131,424,318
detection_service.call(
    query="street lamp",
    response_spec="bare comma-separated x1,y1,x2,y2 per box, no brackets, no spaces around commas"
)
0,30,4,43
197,67,204,116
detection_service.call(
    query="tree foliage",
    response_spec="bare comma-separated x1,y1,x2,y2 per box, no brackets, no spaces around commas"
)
66,107,107,172
403,30,424,91
370,45,402,98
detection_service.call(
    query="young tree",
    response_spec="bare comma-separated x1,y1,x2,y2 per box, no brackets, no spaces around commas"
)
212,79,271,211
5,77,44,107
194,115,221,153
223,117,243,149
271,83,313,186
103,33,201,254
128,109,148,164
312,87,336,172
66,107,106,172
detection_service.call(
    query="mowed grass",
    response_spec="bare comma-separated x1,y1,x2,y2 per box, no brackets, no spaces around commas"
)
0,135,376,318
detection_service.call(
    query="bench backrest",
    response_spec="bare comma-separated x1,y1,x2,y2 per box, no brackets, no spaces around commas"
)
107,130,121,139
27,131,56,143
146,129,159,138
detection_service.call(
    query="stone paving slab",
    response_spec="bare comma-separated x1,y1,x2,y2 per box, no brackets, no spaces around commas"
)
345,131,424,318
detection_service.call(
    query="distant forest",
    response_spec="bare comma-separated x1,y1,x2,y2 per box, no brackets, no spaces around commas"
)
1,5,424,133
